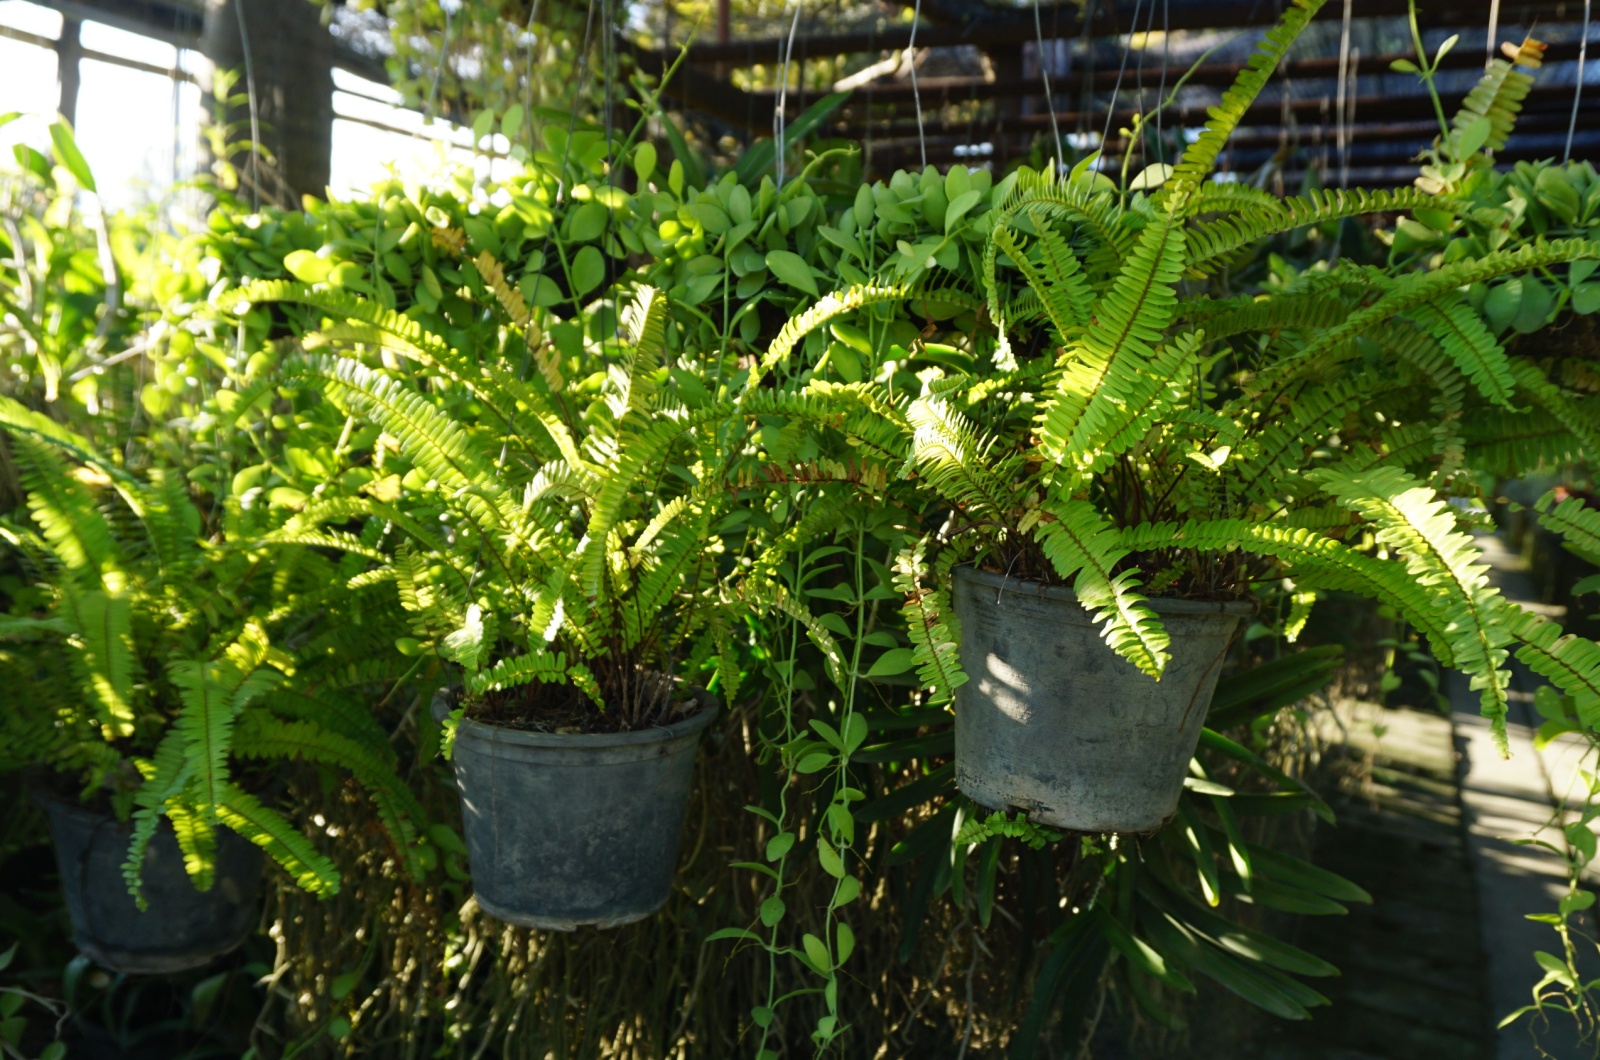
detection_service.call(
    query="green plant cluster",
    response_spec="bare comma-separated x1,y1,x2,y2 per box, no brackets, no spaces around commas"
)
4,3,1600,1053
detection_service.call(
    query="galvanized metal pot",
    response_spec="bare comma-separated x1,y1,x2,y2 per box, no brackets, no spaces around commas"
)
40,795,263,974
951,566,1252,833
436,690,717,931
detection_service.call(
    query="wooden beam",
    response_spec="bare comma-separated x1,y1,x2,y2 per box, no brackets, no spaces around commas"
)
738,41,1589,109
829,83,1591,141
681,0,1580,64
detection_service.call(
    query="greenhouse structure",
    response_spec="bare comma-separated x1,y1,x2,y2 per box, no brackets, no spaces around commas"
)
1,0,1599,1056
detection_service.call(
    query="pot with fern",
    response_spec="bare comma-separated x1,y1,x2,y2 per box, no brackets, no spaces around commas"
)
236,279,731,930
847,0,1600,833
0,401,423,970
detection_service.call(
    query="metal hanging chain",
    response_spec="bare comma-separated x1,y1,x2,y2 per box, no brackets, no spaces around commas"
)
1034,0,1063,174
775,3,802,187
1565,0,1591,163
910,0,927,168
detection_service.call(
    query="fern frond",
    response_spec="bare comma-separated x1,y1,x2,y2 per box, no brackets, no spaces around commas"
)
1034,206,1187,475
746,284,908,392
907,399,1021,521
893,535,968,705
169,658,245,822
1309,466,1512,750
991,212,1094,341
58,587,136,739
618,285,670,418
1407,297,1517,407
240,282,577,463
1035,498,1169,678
740,578,849,689
1451,44,1540,156
1292,240,1600,368
465,650,568,695
1503,608,1600,729
1511,361,1600,456
216,784,340,896
234,710,426,881
1530,491,1600,563
1163,0,1329,204
1462,405,1581,476
124,728,191,904
1115,519,1459,669
10,436,117,578
1185,188,1452,276
166,802,217,892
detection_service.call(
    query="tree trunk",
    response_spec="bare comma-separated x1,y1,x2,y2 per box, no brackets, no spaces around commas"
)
201,0,332,206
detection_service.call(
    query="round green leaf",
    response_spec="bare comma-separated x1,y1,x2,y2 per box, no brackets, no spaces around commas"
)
1573,282,1600,316
283,249,335,284
571,245,606,297
766,249,819,297
865,647,917,678
802,932,832,972
633,141,657,187
567,202,608,243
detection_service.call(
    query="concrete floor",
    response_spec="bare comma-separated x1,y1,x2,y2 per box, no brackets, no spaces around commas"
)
1455,534,1600,1060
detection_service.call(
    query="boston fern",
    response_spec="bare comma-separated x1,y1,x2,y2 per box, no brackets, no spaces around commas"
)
0,398,425,899
227,271,749,732
747,0,1600,755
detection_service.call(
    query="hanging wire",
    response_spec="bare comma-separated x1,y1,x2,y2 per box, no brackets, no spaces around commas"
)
1344,45,1359,183
229,0,262,210
1565,0,1591,162
602,0,617,173
909,0,927,168
1076,0,1096,137
1335,0,1352,187
522,0,542,154
863,18,877,175
464,1,596,601
775,3,802,186
425,2,455,122
1130,0,1158,177
1155,0,1170,165
1034,0,1063,174
1099,0,1143,169
1486,0,1502,67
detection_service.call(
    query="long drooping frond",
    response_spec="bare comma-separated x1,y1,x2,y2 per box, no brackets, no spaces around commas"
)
1035,497,1169,678
1161,0,1330,206
1033,206,1188,475
1309,466,1512,749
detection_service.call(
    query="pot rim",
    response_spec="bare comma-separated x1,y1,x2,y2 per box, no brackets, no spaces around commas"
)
954,564,1257,617
435,688,719,750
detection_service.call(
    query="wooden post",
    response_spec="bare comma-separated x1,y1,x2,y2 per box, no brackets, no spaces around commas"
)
55,17,83,128
201,0,333,205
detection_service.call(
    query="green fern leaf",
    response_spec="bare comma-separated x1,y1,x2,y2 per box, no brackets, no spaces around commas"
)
1034,206,1188,475
216,784,340,896
893,535,968,705
1035,498,1169,678
1309,466,1512,749
1407,298,1517,407
1163,0,1330,204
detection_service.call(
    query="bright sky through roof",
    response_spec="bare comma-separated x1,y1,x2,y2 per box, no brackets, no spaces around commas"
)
0,0,492,211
